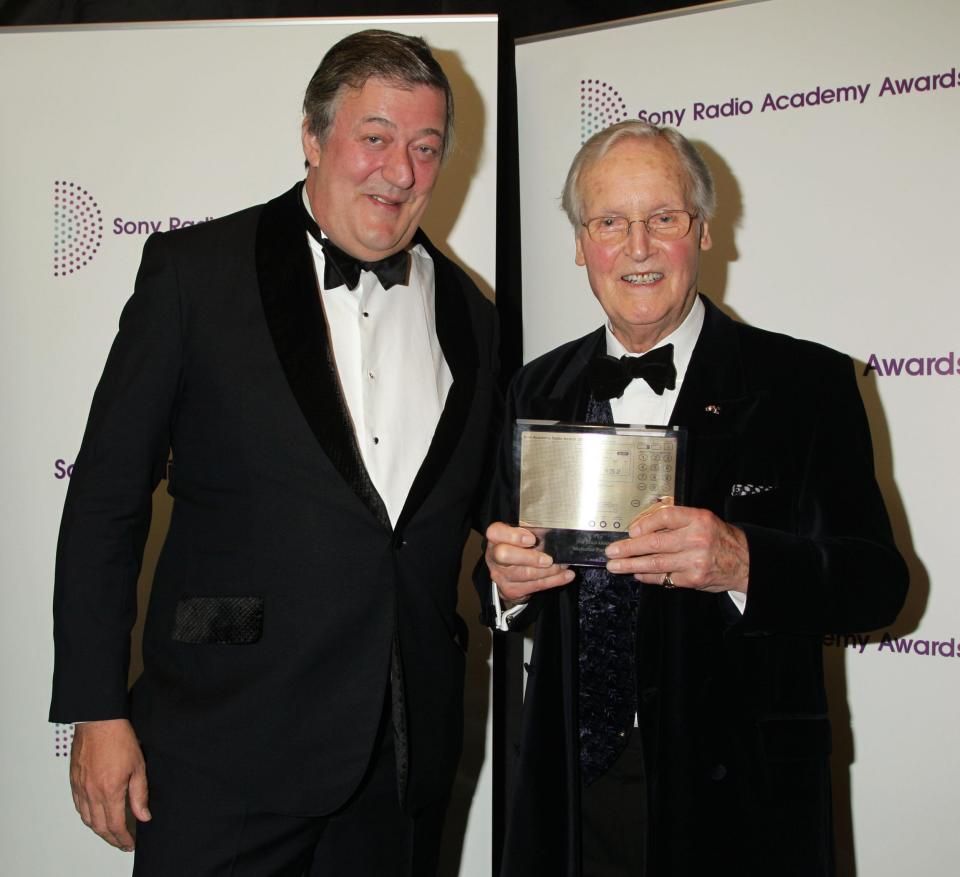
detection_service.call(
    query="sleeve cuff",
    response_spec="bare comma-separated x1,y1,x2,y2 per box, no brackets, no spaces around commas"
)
727,589,747,615
491,580,529,631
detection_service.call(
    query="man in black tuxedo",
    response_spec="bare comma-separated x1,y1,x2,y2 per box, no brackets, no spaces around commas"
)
480,121,907,876
51,30,498,875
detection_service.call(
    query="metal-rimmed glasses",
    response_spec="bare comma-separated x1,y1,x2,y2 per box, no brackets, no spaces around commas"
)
581,209,699,244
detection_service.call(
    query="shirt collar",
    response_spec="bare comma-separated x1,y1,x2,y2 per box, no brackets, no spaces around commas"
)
604,295,705,385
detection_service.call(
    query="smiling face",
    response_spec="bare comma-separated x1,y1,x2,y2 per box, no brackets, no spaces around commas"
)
302,77,446,261
575,137,712,353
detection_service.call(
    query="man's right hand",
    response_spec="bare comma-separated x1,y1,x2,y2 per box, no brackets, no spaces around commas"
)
69,718,151,852
485,521,575,605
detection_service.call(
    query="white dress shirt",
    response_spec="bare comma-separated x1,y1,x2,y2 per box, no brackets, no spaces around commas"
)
303,190,452,527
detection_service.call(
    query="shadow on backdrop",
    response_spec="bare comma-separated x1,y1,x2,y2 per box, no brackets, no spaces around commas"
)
424,47,492,303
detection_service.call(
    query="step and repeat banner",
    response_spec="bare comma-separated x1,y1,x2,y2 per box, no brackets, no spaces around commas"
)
0,17,496,875
516,0,957,872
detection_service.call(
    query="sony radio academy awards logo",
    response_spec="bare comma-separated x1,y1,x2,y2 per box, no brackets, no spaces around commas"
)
53,180,215,278
53,723,75,758
53,181,103,276
579,61,960,141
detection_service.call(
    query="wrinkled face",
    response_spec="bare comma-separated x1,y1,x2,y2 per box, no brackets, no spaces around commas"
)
302,77,446,261
575,137,711,353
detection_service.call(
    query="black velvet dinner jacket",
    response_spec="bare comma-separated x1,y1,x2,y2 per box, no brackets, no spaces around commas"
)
51,183,499,815
480,296,907,877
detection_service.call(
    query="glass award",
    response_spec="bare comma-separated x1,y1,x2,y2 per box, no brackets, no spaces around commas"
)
514,419,687,566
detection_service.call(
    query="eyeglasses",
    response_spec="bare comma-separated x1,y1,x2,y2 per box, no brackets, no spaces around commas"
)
581,210,699,244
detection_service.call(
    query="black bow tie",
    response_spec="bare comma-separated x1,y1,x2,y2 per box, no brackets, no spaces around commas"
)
588,343,677,400
302,200,409,291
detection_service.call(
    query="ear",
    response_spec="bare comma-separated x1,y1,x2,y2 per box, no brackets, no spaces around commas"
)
302,119,321,168
699,219,712,252
575,231,587,267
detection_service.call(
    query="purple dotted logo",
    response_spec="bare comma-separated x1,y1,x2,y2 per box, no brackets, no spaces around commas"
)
580,79,628,142
53,723,75,758
53,181,104,277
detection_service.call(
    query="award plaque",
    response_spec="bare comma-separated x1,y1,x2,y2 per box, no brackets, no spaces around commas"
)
514,419,687,566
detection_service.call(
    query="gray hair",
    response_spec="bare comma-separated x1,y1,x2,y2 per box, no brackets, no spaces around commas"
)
303,29,455,160
561,120,716,226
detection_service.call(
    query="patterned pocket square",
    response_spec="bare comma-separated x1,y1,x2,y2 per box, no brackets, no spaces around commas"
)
730,483,775,497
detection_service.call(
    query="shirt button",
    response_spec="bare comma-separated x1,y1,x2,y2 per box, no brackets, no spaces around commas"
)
362,311,369,318
373,436,380,445
368,370,375,380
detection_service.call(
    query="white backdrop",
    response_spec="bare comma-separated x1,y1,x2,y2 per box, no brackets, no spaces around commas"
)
516,0,958,872
0,17,496,875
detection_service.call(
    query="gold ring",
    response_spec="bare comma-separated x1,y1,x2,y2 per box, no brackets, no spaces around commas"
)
662,573,675,589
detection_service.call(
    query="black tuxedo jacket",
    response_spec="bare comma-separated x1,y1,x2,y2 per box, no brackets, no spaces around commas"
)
51,183,499,815
478,296,907,876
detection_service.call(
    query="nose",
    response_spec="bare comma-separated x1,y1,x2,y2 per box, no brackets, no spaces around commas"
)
382,145,415,190
623,219,653,261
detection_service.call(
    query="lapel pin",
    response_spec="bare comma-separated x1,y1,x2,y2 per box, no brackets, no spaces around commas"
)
705,403,721,415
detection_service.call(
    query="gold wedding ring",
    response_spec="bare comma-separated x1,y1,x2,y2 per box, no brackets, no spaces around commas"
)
661,573,675,589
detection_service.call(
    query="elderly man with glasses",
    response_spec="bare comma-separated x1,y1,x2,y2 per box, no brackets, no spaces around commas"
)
479,120,907,877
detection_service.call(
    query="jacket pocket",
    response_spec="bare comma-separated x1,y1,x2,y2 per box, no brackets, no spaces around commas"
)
724,486,795,532
172,595,264,644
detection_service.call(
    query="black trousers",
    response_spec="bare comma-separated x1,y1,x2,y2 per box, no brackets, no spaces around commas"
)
580,728,648,877
133,714,448,877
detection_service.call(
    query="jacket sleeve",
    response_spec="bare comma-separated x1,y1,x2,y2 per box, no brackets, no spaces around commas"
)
732,353,908,637
50,232,183,722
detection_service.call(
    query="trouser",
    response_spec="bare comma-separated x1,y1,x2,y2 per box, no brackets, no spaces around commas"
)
580,728,648,877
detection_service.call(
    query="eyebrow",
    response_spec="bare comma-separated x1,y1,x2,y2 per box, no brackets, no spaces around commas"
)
360,115,444,140
592,204,684,216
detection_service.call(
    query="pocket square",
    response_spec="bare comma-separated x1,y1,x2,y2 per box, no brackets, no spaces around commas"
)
730,483,775,497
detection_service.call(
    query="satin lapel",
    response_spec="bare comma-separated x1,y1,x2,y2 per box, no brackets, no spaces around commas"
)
255,183,390,530
669,298,763,509
394,232,481,532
